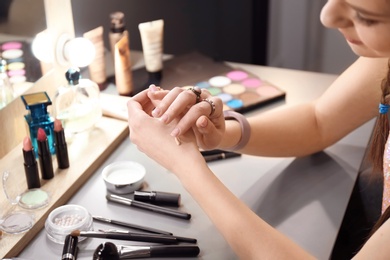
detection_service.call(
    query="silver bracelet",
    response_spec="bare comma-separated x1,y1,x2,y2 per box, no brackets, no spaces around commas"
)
223,110,251,151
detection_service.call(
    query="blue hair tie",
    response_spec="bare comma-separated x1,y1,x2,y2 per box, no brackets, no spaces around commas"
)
379,103,390,114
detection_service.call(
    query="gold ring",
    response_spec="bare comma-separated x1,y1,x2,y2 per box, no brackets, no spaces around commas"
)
202,98,216,116
189,86,202,103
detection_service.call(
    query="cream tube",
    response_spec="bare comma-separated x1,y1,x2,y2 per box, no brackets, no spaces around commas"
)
138,19,164,85
83,26,107,90
114,30,133,96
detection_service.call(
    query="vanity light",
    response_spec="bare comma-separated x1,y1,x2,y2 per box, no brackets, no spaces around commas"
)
32,32,96,68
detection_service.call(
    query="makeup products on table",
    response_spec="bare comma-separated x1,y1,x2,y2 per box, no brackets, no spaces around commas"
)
21,91,55,156
71,229,178,244
37,128,54,180
102,161,145,194
22,136,40,189
106,194,191,220
84,26,108,91
62,235,78,260
201,149,242,163
54,119,70,169
0,58,14,109
54,67,102,135
45,204,93,244
93,242,200,260
134,190,181,207
109,11,133,96
138,19,164,87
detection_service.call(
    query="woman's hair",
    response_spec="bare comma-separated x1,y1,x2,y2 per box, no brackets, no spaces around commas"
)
369,61,390,173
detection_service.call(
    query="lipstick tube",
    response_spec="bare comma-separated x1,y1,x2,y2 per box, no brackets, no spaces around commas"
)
134,191,181,207
54,119,69,169
23,136,41,189
37,128,54,179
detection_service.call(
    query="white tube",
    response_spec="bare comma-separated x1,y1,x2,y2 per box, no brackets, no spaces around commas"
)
138,19,164,73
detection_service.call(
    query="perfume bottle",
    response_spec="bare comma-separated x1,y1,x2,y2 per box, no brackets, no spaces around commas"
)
21,91,55,156
54,67,102,135
0,58,14,109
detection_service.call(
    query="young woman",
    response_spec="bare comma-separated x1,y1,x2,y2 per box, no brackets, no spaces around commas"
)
127,0,390,258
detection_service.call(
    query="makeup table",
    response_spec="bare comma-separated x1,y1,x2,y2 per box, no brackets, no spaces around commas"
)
11,56,375,259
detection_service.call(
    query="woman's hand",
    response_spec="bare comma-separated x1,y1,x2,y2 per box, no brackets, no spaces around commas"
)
147,85,226,150
127,88,203,174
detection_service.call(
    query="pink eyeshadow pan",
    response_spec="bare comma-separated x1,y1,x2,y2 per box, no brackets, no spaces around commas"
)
226,70,248,81
242,78,262,88
2,41,23,51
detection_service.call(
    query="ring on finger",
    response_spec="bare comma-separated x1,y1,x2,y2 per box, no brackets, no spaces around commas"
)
189,86,202,103
202,98,216,116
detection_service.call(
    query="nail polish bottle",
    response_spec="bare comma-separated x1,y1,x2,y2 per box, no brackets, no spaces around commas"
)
21,91,55,156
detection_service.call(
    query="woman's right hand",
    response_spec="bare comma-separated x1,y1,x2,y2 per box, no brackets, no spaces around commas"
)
147,85,226,150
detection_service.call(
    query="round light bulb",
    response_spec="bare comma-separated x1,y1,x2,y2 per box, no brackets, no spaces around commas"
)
63,37,96,68
31,31,54,63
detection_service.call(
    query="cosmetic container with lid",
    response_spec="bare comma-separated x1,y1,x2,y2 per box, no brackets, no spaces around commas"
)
54,67,102,135
21,91,55,155
0,58,14,109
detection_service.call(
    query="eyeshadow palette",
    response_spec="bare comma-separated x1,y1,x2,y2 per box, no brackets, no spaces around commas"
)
190,68,285,113
0,41,42,84
131,52,285,113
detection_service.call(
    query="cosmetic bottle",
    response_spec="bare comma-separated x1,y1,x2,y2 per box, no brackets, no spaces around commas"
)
138,19,164,87
21,91,55,156
83,26,107,91
109,11,133,96
54,67,102,135
0,58,14,109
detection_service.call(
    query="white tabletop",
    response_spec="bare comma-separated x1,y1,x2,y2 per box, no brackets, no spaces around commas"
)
18,59,374,260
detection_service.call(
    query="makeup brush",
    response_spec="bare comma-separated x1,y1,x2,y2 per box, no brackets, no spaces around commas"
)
106,194,191,220
93,241,200,260
70,230,178,244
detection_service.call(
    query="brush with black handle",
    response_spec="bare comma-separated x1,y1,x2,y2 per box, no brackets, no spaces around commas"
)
93,241,200,259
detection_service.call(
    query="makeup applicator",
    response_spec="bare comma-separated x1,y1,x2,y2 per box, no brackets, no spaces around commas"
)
93,242,200,260
70,230,178,244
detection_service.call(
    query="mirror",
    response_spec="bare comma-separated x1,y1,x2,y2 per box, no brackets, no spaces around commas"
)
0,0,75,158
0,0,46,108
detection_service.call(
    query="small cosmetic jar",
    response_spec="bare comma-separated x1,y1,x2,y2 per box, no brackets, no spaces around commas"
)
45,204,93,244
102,161,146,194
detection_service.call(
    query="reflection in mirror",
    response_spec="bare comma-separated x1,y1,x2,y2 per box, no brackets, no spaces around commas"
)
0,0,46,109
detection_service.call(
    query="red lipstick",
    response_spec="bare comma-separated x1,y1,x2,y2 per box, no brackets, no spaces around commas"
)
37,128,54,179
54,119,69,169
23,136,41,189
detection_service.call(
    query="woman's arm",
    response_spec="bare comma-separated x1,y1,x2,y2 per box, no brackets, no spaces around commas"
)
127,95,315,259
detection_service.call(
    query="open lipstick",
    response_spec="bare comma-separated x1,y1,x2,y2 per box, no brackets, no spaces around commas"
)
22,136,40,189
37,128,54,179
54,119,69,169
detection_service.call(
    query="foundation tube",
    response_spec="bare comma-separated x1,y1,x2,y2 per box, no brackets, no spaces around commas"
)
114,31,133,96
138,19,164,87
83,26,107,90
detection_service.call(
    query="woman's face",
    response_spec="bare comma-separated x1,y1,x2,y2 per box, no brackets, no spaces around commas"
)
321,0,390,57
